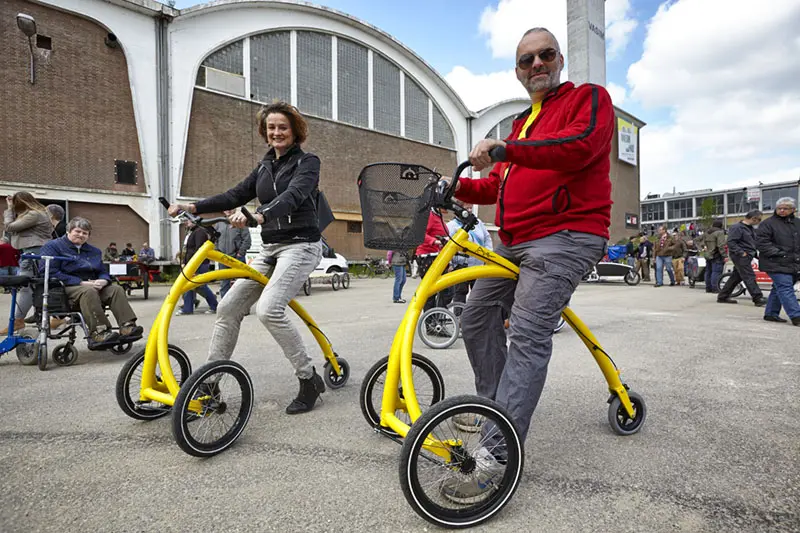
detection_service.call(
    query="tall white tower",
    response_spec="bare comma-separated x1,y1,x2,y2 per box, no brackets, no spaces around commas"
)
567,0,607,86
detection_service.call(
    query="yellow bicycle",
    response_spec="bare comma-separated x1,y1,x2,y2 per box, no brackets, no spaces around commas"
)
115,199,349,457
357,155,647,528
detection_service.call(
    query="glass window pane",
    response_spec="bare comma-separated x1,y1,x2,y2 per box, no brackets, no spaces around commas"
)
432,104,454,148
337,38,368,127
373,54,401,135
251,32,291,104
404,77,429,142
202,40,243,75
297,31,332,118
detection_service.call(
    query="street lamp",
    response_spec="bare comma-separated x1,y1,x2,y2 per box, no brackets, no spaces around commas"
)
16,13,37,84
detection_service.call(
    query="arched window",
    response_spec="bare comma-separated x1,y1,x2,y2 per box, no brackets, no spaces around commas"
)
195,30,455,149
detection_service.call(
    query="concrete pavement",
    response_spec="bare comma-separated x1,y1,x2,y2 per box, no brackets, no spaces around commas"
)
0,277,797,532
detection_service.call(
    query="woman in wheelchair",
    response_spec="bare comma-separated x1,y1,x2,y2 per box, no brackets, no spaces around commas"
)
38,217,144,349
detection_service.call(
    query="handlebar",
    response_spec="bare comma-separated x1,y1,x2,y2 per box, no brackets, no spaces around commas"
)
158,197,259,228
20,254,75,261
436,145,505,208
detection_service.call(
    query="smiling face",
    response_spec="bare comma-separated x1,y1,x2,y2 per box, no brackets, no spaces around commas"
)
515,30,564,96
266,112,295,153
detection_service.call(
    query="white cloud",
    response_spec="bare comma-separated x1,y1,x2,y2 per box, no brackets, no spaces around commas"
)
444,67,529,111
606,82,626,106
604,0,638,59
629,0,800,195
478,0,569,59
448,0,637,112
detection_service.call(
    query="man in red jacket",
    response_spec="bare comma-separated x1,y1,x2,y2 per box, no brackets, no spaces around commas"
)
441,27,614,503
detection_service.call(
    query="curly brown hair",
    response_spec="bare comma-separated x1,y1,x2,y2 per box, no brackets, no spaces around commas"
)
256,101,308,145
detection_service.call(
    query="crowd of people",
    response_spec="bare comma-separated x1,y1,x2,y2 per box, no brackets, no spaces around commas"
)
624,203,800,325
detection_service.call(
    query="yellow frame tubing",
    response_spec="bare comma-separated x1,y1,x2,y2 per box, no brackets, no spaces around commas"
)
379,227,635,446
138,240,341,411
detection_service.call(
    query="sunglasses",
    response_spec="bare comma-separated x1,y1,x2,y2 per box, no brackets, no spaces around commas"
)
517,48,558,70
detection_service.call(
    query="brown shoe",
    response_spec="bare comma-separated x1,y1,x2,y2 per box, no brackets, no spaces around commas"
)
50,317,66,330
119,322,143,338
0,318,26,335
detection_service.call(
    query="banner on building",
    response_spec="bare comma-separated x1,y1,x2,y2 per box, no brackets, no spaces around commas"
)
747,187,761,202
625,212,639,229
618,117,638,166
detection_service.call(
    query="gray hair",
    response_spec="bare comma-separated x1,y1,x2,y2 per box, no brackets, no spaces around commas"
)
46,204,65,221
66,217,92,233
745,209,763,219
521,27,561,54
775,197,796,209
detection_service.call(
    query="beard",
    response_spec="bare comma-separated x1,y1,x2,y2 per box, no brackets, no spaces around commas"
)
522,68,561,94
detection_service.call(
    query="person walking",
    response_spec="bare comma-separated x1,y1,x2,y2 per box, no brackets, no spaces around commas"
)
214,209,252,300
756,198,800,325
718,210,765,306
176,219,219,316
387,249,407,303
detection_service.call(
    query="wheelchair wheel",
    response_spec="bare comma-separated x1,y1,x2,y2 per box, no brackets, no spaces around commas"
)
341,272,351,289
303,278,311,296
554,316,567,334
331,273,341,291
418,307,459,349
608,390,647,436
36,341,47,371
115,345,192,421
16,328,38,366
360,353,445,437
399,395,523,528
624,270,641,286
110,342,134,355
52,343,78,366
172,360,254,457
322,355,350,390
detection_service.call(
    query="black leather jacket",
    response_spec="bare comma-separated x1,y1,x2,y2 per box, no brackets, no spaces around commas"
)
194,144,321,244
756,214,800,274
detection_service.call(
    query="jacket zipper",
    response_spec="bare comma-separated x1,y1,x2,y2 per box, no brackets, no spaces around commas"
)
268,166,282,231
498,93,553,242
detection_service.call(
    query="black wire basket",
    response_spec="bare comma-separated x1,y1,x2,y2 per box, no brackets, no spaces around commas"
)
357,163,439,250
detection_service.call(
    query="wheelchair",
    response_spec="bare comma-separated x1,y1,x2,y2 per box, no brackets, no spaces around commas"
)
30,276,143,368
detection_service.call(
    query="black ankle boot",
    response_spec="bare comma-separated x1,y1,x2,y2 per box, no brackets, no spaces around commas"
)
286,368,326,415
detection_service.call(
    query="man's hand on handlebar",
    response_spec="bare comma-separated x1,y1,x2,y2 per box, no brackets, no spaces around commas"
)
229,209,264,229
469,139,506,171
168,203,196,217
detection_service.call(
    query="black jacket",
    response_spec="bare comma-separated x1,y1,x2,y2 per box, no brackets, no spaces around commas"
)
637,239,653,260
726,221,758,257
184,226,212,266
756,214,800,274
194,144,321,244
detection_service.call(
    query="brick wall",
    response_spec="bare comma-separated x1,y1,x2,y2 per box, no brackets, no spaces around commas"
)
182,88,457,259
68,202,149,257
0,0,143,192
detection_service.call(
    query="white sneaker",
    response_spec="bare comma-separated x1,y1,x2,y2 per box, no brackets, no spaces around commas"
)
453,413,482,433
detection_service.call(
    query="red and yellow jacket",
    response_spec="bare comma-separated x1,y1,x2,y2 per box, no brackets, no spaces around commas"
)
456,82,615,246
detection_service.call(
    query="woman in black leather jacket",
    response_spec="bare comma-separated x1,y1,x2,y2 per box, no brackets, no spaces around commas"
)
170,102,325,413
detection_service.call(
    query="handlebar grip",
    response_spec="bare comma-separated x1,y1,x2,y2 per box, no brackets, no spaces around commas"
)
240,206,259,228
489,145,506,162
158,196,171,210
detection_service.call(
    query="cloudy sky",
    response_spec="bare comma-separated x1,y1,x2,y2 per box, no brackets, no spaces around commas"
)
173,0,800,198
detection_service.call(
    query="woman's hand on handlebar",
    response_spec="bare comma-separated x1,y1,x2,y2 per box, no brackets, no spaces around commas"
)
229,210,263,228
441,176,461,194
168,203,196,217
469,139,506,171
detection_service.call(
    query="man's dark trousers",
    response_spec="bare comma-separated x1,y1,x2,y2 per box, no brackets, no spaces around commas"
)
718,254,763,302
